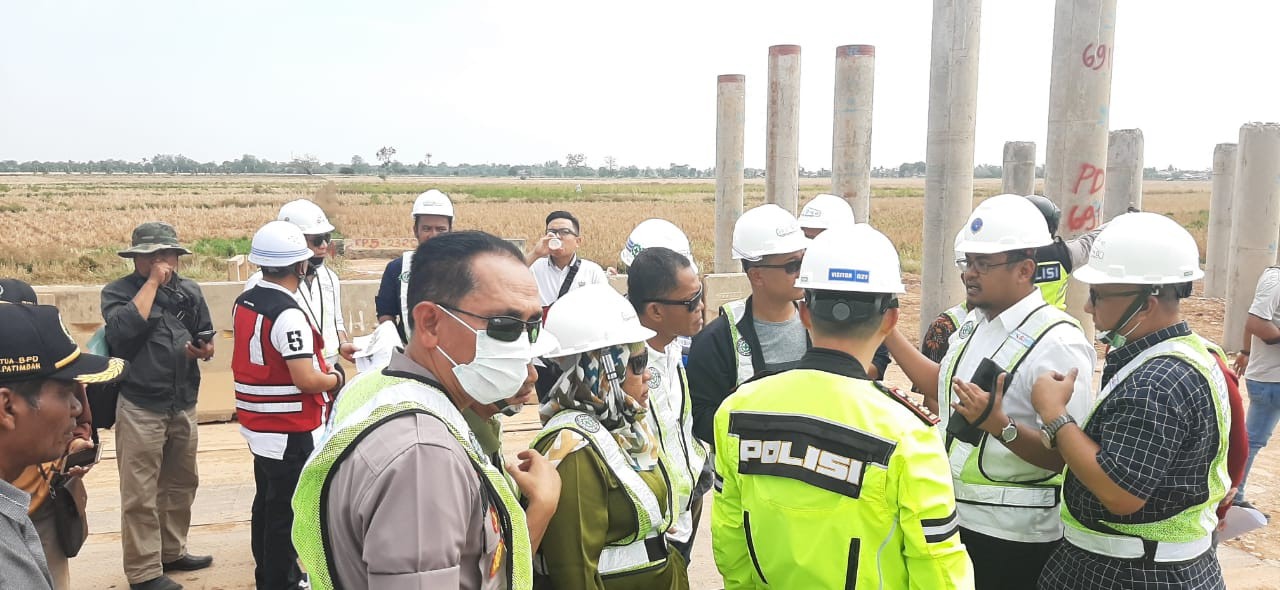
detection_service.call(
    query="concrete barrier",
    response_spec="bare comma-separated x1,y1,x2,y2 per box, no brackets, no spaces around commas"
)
33,272,751,423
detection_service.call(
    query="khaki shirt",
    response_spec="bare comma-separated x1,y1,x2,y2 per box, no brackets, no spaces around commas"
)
325,353,506,590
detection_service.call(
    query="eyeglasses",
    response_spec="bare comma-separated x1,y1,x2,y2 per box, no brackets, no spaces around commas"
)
308,233,332,247
646,285,704,313
438,304,543,343
1088,288,1149,307
753,259,803,275
955,256,1023,275
546,228,579,238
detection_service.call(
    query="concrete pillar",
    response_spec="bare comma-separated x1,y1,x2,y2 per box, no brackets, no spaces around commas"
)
765,45,802,215
1224,123,1280,352
1042,0,1117,338
1205,143,1238,299
1001,141,1036,195
715,74,747,274
831,45,876,223
921,0,982,337
1104,129,1144,221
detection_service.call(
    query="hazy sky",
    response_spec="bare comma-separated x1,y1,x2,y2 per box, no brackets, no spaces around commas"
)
2,0,1275,170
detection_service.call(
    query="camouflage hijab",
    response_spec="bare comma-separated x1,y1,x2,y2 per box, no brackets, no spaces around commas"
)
540,342,660,471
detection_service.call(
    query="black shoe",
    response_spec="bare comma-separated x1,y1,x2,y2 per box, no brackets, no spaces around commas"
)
130,575,183,590
162,554,213,572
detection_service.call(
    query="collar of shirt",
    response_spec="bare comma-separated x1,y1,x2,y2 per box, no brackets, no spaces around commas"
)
256,280,296,296
797,347,870,380
0,478,32,521
975,288,1048,333
546,254,579,270
386,349,443,383
1102,321,1192,384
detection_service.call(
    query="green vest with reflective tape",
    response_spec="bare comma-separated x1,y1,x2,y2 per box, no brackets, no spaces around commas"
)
398,251,414,342
1034,261,1069,311
939,303,1080,538
721,299,756,387
1062,334,1231,547
941,303,968,332
532,410,673,577
291,370,532,590
647,346,708,544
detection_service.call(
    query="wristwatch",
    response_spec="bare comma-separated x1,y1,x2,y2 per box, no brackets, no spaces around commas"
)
999,419,1018,443
1040,414,1076,449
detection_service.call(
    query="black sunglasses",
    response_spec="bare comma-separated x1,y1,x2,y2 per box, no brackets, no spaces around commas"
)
753,259,803,274
1088,288,1149,307
439,304,542,344
646,285,704,313
309,233,332,247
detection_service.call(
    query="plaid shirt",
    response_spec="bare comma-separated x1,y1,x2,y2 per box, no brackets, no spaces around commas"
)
0,479,53,589
1041,322,1225,590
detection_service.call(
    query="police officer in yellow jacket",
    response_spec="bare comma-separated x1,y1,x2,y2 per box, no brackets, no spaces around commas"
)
712,224,974,589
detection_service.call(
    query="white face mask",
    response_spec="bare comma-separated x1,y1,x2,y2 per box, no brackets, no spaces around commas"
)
436,307,534,405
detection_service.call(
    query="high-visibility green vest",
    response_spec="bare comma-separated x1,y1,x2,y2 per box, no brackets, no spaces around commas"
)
291,370,532,590
532,410,673,576
712,368,973,589
941,302,968,330
1061,334,1230,561
1034,260,1069,311
939,303,1080,539
721,298,756,387
646,343,708,544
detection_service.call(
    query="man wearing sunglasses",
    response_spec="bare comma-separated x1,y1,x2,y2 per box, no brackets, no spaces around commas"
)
886,194,1095,589
293,231,561,590
627,246,710,562
246,200,357,370
375,189,455,344
688,205,894,446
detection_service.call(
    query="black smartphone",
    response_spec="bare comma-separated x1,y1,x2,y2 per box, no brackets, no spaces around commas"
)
62,443,102,471
945,358,1006,446
193,330,216,346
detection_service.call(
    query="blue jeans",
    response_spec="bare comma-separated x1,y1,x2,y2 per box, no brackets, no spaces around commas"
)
1239,380,1280,501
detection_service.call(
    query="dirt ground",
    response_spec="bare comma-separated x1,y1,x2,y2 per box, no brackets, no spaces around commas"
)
65,281,1280,589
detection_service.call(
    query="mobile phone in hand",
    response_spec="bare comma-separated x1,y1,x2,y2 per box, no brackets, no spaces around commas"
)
62,443,102,471
193,330,216,347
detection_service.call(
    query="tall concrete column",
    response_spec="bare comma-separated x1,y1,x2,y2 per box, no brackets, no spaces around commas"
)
1042,0,1117,338
831,45,875,223
766,45,802,215
1205,143,1238,298
1104,128,1143,221
714,74,747,274
1225,123,1280,352
1002,141,1036,195
921,0,982,337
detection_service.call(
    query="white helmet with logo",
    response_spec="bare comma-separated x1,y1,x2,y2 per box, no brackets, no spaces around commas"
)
620,219,694,268
1073,212,1204,285
954,228,966,263
249,220,313,268
411,189,455,219
799,193,856,230
544,284,656,357
796,223,905,293
277,199,335,234
732,204,811,261
955,193,1052,254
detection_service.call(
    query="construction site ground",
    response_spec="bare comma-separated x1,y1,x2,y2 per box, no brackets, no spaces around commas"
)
69,279,1280,589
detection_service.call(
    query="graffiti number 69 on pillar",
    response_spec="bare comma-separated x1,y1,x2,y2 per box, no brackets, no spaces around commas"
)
1082,43,1108,71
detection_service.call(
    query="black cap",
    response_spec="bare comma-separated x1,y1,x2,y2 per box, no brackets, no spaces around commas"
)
0,279,37,304
0,304,126,385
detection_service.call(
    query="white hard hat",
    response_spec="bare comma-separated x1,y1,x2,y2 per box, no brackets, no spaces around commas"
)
249,220,313,267
732,204,811,261
544,284,656,357
620,219,694,268
799,194,856,230
954,229,966,263
955,193,1053,254
277,199,335,234
411,189,455,219
796,223,905,293
1073,212,1205,285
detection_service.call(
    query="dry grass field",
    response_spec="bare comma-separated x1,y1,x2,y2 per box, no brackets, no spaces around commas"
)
0,174,1213,284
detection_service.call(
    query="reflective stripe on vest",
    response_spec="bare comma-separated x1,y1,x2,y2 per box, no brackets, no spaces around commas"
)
299,266,343,361
1034,261,1068,311
398,251,414,342
646,344,708,543
721,299,755,387
533,410,671,576
942,303,967,331
1061,335,1230,552
291,372,532,590
939,304,1080,511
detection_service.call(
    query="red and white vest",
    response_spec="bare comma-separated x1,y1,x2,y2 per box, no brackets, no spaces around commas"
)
232,286,330,434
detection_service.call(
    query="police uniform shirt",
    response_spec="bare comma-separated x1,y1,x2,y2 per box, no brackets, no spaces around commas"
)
1042,322,1226,590
239,281,320,460
943,288,1096,542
